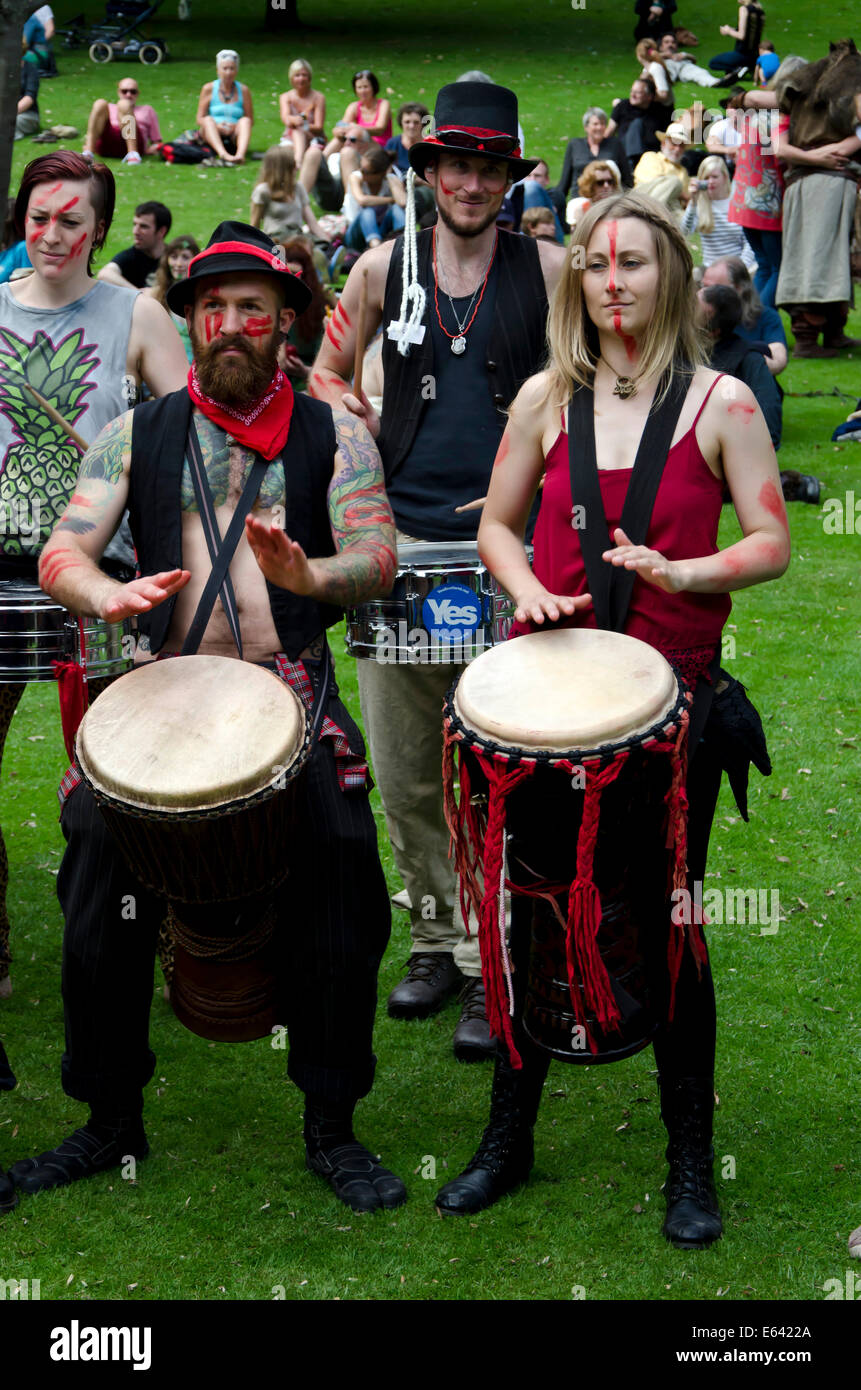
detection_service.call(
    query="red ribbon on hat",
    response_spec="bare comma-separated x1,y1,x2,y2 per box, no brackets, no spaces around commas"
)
425,124,522,156
187,240,290,277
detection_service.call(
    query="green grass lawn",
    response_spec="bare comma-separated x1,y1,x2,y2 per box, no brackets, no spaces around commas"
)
1,0,859,1305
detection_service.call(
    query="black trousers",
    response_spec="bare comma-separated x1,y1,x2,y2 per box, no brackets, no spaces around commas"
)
57,672,391,1113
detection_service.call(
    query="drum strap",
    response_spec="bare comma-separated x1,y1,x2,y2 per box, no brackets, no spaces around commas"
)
181,422,270,660
567,373,689,632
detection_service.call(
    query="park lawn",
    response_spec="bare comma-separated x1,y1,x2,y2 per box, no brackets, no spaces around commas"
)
0,0,859,1303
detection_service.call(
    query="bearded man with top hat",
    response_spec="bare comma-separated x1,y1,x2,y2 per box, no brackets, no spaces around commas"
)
310,82,566,1059
7,222,407,1215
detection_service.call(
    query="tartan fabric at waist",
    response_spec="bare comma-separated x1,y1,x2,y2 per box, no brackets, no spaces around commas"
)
58,650,368,809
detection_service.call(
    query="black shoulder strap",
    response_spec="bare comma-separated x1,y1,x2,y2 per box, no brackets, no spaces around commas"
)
181,424,269,658
568,372,690,632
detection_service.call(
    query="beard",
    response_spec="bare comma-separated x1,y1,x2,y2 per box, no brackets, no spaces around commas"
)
436,198,503,240
190,328,280,407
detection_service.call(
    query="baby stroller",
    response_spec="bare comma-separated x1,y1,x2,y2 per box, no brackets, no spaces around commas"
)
57,0,168,66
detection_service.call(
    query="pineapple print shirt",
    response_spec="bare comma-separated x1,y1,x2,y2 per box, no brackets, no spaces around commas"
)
0,280,138,567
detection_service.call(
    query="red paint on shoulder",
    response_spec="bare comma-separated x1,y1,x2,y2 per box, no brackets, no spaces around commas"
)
758,477,789,538
727,401,755,420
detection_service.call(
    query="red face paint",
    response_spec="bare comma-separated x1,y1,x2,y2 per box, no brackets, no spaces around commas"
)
204,312,224,343
758,477,789,539
606,220,617,293
242,315,273,338
439,180,458,196
727,401,755,420
58,196,80,213
69,232,88,259
32,183,63,206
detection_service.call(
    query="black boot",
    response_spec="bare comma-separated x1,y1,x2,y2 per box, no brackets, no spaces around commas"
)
0,1038,15,1091
660,1075,723,1249
435,1046,549,1215
304,1101,407,1213
9,1105,148,1195
0,1167,17,1214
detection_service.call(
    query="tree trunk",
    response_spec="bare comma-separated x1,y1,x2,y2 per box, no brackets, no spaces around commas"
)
264,0,300,30
0,0,43,212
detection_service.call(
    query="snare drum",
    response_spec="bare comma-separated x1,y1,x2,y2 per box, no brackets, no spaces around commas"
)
0,578,130,684
443,629,698,1066
76,655,312,1042
346,541,528,664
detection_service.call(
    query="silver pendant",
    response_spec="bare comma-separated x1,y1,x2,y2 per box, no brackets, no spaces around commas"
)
451,335,467,355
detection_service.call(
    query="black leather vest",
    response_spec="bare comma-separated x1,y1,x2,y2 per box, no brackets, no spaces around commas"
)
128,389,341,659
377,227,548,482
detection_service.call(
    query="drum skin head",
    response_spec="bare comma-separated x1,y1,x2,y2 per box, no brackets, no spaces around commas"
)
77,655,307,811
454,628,678,751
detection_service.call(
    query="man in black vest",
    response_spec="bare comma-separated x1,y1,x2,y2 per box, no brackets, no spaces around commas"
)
310,84,565,1060
11,224,407,1215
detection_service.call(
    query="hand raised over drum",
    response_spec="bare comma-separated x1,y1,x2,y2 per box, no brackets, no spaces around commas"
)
513,582,592,626
603,527,688,594
245,515,316,595
103,569,191,621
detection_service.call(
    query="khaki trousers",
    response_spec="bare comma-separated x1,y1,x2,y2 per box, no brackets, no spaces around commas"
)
357,655,481,977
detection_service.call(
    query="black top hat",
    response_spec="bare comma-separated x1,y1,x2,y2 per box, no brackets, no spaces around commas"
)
166,221,312,317
408,81,538,183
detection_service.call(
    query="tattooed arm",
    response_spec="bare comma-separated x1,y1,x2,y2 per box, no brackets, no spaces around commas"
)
38,411,190,619
245,408,396,607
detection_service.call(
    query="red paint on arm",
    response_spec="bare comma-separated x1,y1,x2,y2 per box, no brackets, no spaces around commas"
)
494,430,511,466
325,320,344,352
334,302,352,330
68,492,94,509
758,477,789,540
242,315,274,338
39,551,85,590
718,549,746,577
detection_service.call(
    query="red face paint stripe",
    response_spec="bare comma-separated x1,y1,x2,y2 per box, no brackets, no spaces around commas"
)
606,219,617,293
58,197,80,213
204,313,224,343
439,180,458,196
32,183,63,205
70,232,88,259
242,316,273,338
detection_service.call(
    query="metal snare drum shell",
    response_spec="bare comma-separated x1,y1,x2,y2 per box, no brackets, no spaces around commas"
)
0,578,131,683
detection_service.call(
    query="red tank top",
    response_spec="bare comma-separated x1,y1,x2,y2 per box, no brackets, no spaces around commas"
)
513,376,731,677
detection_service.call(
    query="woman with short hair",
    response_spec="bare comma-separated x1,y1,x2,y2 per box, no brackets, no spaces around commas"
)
278,58,326,165
553,108,633,221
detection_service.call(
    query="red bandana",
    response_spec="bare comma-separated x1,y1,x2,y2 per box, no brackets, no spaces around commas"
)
187,365,295,459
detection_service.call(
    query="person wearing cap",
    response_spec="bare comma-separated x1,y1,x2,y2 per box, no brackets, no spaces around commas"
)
13,221,406,1216
309,82,565,1062
633,123,694,217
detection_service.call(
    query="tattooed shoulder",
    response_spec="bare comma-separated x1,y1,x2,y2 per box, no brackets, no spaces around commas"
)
78,410,134,487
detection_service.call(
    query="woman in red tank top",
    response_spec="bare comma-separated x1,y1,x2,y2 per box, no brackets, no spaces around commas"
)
438,193,790,1246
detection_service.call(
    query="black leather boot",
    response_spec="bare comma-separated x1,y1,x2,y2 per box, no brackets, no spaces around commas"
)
435,1046,549,1215
660,1075,723,1249
304,1101,407,1213
0,1167,17,1214
9,1105,148,1195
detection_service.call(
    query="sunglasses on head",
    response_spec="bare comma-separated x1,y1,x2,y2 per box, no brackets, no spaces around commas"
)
435,128,519,156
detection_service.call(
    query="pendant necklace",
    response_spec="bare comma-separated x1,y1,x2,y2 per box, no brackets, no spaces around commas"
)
600,357,638,399
433,227,497,355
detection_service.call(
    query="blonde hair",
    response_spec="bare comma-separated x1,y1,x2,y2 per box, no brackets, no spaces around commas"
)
578,160,621,199
543,191,708,407
289,57,312,80
693,156,731,234
259,145,297,200
216,49,239,69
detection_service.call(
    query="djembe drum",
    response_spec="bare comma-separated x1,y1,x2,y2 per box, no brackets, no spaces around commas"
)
443,628,701,1067
76,655,312,1042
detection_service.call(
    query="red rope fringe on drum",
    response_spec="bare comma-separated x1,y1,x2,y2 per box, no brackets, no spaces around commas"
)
472,749,536,1071
442,723,483,932
564,755,629,1040
52,619,89,762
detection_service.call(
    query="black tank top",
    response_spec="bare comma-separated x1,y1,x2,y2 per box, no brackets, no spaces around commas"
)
385,258,500,541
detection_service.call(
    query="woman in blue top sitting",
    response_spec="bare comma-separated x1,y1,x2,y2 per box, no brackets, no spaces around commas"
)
196,49,254,165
